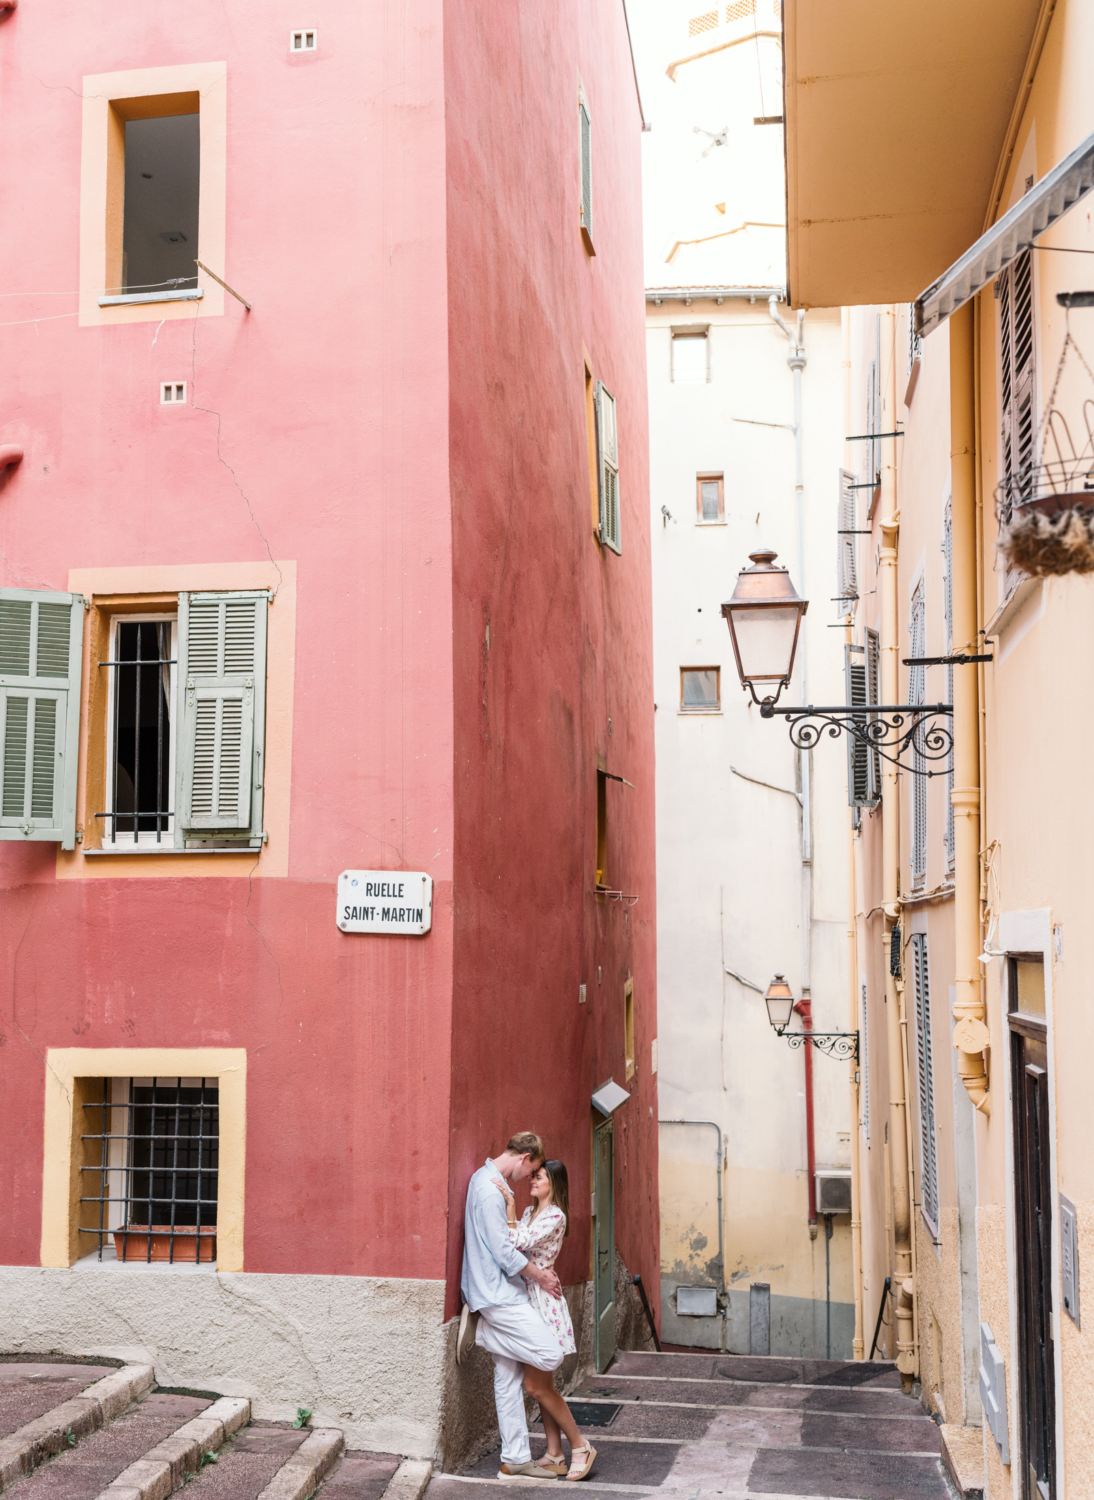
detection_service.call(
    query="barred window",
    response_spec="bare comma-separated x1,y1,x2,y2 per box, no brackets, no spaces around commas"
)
80,1077,219,1264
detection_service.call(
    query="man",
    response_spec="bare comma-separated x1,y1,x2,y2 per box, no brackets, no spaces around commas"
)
458,1131,564,1477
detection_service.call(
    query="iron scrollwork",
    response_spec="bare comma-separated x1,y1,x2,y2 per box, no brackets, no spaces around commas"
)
775,1028,860,1062
758,702,953,777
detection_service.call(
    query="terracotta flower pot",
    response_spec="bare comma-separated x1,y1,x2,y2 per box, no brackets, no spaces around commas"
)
112,1225,216,1263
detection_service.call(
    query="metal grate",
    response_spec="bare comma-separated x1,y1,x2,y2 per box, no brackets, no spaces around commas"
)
80,1077,219,1263
98,621,175,844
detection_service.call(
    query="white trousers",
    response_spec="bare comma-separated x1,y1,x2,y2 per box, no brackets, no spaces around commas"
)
477,1299,564,1465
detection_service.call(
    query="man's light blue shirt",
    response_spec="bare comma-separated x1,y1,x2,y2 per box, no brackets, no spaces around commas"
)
461,1158,529,1311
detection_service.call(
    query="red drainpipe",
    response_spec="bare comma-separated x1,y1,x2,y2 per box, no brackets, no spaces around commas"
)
795,992,817,1230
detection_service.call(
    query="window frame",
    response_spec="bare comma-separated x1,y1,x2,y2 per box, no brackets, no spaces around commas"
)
679,665,721,714
102,613,178,850
695,473,725,525
910,933,940,1241
578,86,594,255
671,326,710,384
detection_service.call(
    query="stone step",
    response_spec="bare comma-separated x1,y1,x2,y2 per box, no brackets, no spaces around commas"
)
0,1365,122,1442
0,1365,156,1488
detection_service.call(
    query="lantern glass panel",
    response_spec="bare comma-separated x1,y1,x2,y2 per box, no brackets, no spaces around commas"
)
729,604,801,683
765,991,796,1030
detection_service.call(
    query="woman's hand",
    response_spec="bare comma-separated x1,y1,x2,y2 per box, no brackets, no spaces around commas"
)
492,1175,517,1222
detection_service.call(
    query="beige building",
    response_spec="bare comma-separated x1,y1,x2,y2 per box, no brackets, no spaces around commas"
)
779,1,1094,1496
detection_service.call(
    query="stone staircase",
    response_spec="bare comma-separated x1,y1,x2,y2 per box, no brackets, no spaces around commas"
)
434,1348,959,1500
0,1362,428,1500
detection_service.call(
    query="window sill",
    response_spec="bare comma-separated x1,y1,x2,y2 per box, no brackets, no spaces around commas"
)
73,1247,218,1272
84,844,262,856
678,709,723,716
97,289,204,308
695,520,727,526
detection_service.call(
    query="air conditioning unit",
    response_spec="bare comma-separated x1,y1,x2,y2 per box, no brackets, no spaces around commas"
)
815,1169,852,1216
676,1285,718,1317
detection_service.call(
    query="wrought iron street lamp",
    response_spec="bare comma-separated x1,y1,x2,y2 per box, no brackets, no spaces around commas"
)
720,549,808,709
723,550,959,777
763,974,859,1061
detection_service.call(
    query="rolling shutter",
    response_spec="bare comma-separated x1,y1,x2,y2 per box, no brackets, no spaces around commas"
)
579,98,593,246
0,589,83,848
836,468,857,616
596,381,621,554
175,591,267,844
911,934,939,1233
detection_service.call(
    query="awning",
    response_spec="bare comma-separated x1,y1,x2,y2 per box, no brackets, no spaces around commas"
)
916,128,1094,337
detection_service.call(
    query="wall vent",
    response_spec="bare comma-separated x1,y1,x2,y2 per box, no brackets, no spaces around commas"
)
290,29,317,52
676,1285,718,1317
161,382,186,404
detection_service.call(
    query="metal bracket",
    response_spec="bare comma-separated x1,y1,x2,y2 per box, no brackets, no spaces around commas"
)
774,1027,859,1061
757,702,954,778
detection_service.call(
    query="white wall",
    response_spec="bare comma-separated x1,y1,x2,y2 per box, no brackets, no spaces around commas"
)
650,300,855,1355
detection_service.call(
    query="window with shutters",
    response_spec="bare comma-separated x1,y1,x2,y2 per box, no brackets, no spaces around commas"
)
845,638,880,814
579,90,594,255
942,498,955,871
910,934,940,1235
908,580,927,887
596,382,621,554
998,249,1036,508
0,590,84,848
696,473,724,523
83,590,268,853
864,316,882,493
836,468,857,615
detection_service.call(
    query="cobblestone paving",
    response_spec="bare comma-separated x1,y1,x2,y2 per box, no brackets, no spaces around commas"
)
433,1349,954,1500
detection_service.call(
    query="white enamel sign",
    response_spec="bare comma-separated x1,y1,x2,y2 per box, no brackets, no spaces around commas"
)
337,870,433,935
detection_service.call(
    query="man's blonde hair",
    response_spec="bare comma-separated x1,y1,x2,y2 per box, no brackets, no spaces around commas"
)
506,1131,547,1163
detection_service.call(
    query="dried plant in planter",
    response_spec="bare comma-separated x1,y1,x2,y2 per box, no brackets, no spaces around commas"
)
1000,503,1094,577
996,320,1094,578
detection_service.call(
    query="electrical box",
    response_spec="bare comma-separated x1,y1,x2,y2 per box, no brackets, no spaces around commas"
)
676,1286,718,1318
816,1169,853,1215
1061,1193,1080,1327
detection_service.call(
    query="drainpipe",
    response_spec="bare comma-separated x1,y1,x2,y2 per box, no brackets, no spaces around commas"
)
948,302,990,1111
843,312,865,1361
769,297,817,1235
878,306,915,1386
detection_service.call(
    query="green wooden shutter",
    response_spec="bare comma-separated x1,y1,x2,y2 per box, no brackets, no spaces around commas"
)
0,589,83,848
596,381,621,554
175,591,267,846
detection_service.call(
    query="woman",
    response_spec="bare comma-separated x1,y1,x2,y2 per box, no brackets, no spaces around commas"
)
493,1160,596,1482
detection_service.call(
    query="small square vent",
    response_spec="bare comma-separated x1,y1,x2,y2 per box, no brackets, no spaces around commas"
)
161,382,186,404
290,29,317,52
676,1285,718,1317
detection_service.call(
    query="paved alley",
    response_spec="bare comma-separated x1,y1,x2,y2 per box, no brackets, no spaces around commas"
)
432,1351,954,1500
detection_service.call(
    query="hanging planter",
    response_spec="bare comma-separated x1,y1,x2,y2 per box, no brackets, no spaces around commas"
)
997,318,1094,578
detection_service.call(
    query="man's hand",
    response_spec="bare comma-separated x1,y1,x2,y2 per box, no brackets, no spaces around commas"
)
523,1262,562,1299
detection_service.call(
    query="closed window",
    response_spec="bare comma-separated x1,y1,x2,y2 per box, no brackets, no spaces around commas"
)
680,667,720,712
579,91,594,254
596,382,621,553
672,330,709,384
836,467,857,615
696,474,724,523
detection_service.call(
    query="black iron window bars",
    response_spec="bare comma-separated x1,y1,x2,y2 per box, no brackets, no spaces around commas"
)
97,621,175,844
79,1077,219,1264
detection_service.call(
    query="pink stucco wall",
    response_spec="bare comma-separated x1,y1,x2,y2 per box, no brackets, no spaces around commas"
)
0,0,656,1315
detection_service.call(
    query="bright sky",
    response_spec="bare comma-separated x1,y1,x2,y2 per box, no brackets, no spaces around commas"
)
626,0,787,289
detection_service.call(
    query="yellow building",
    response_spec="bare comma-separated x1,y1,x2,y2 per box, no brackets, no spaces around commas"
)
779,2,1094,1495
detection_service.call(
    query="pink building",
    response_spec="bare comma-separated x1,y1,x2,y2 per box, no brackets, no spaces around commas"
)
0,0,657,1463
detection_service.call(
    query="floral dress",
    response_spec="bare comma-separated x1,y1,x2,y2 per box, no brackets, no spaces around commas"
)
508,1205,576,1354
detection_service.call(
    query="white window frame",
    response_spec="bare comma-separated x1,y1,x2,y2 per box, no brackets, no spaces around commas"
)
679,666,721,714
103,614,178,849
290,29,318,51
671,327,710,384
161,382,187,405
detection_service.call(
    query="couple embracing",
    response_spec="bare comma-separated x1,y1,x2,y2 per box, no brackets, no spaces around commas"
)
457,1132,596,1482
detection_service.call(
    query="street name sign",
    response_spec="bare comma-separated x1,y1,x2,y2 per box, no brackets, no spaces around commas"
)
337,870,433,935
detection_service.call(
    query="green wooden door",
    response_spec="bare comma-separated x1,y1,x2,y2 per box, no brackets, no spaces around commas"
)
594,1119,615,1372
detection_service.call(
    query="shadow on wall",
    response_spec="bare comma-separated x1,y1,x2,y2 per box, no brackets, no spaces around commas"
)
440,1250,654,1472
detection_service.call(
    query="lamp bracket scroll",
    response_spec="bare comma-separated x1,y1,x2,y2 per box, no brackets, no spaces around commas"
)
774,1027,860,1062
758,702,954,779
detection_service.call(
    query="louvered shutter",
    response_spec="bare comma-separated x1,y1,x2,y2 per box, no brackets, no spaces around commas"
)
942,499,955,869
1000,250,1035,500
596,382,621,554
579,98,593,246
911,935,939,1232
860,983,870,1144
866,628,881,803
0,589,83,848
845,644,869,808
836,469,857,616
175,592,267,844
909,584,927,884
